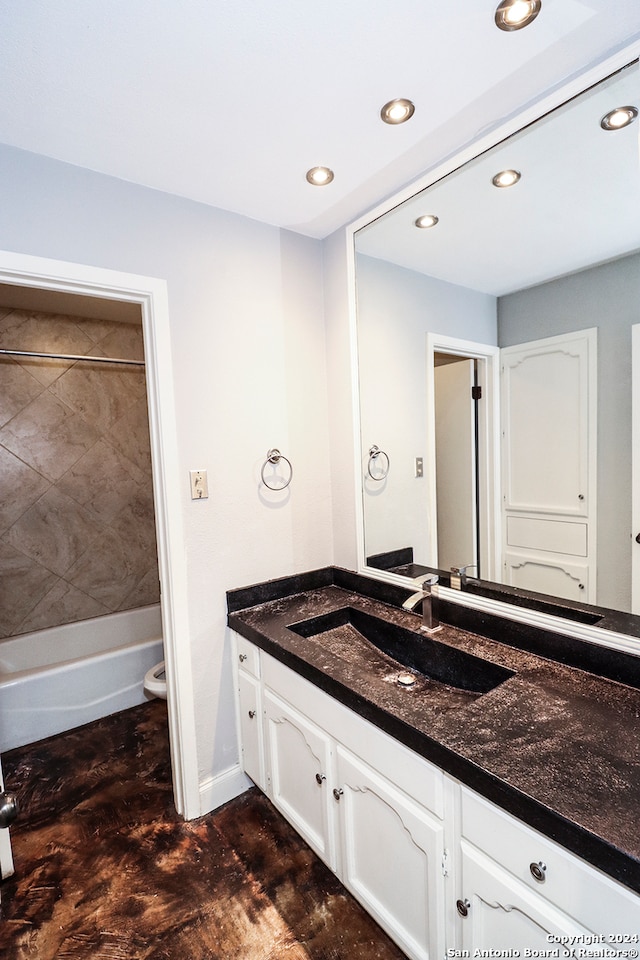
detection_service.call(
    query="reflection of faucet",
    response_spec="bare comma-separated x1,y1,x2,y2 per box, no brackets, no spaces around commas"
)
450,564,478,591
402,574,441,633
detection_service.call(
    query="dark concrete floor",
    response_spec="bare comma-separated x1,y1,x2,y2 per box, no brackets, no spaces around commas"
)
0,700,407,959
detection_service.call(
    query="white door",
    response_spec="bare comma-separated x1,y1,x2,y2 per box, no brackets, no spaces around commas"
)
501,328,597,603
0,755,16,884
434,359,477,573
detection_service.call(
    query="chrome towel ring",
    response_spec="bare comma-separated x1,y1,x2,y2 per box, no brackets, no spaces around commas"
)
367,445,390,481
261,448,293,490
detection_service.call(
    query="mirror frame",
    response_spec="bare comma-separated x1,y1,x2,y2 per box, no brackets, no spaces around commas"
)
346,38,640,657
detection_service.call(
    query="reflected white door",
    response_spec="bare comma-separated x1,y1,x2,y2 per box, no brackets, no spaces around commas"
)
0,755,16,886
434,359,477,572
500,328,597,604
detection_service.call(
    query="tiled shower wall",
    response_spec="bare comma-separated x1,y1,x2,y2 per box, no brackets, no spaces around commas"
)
0,306,160,639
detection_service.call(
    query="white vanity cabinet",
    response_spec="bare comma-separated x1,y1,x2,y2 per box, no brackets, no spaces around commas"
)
263,686,337,869
233,634,265,791
457,788,640,942
233,635,448,960
231,633,640,956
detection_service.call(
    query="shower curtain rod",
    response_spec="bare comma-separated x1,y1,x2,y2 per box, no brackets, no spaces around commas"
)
0,348,145,367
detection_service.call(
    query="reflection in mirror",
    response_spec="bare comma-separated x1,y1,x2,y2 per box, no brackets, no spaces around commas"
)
355,60,640,616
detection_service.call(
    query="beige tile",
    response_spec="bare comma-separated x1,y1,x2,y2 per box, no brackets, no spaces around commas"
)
0,356,44,426
50,362,142,433
15,580,110,636
0,309,95,386
0,308,95,356
0,447,50,536
0,391,99,481
96,321,145,362
57,439,145,522
0,539,58,637
119,564,161,611
66,529,147,611
108,397,152,473
6,487,105,577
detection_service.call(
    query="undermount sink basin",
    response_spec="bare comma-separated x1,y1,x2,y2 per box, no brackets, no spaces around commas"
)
288,606,514,696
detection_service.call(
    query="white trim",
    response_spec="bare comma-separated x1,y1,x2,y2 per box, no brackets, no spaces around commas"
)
632,325,640,615
426,333,501,583
0,249,200,819
347,38,640,655
199,764,252,814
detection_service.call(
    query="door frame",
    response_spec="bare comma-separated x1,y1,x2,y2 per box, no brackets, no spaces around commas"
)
0,249,199,819
426,333,501,582
632,325,640,614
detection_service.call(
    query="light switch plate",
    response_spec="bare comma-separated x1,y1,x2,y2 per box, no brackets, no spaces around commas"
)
189,469,208,499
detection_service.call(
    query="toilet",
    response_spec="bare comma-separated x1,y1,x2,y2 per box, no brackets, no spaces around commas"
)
144,661,167,700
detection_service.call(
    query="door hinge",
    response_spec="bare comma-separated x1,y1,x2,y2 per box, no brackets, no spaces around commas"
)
471,385,482,400
441,849,449,877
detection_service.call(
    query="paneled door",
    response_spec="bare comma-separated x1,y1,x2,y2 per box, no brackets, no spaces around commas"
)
501,328,597,603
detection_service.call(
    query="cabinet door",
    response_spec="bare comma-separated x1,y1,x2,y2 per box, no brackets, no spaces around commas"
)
335,745,446,960
237,668,265,790
459,841,586,949
263,688,336,870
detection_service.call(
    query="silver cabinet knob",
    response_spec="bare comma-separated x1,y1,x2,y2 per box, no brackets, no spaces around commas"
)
333,787,344,802
456,898,471,918
530,860,547,883
315,773,326,786
238,653,248,663
248,709,256,719
0,792,18,828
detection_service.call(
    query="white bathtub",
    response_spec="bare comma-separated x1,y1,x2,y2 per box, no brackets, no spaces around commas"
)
0,605,164,753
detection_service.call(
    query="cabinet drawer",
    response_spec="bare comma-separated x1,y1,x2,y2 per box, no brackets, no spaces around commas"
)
262,652,444,818
460,787,640,934
233,633,261,677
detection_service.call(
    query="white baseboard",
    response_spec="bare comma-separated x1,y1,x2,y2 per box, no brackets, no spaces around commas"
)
199,763,252,816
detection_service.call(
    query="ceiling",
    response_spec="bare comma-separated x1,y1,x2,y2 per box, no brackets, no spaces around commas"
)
356,60,640,295
1,1,640,239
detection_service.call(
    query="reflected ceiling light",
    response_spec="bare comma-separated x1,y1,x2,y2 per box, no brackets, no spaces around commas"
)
492,169,521,188
415,215,439,229
600,106,638,131
306,166,334,186
495,0,541,30
380,98,415,125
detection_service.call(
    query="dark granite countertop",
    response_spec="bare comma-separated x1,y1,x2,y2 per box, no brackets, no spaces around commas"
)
227,568,640,897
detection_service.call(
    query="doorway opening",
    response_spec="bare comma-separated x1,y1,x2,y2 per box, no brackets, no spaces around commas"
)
426,333,501,583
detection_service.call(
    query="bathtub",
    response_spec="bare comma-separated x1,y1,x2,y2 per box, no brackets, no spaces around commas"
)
0,605,164,753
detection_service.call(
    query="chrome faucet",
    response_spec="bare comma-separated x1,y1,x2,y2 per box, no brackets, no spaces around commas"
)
450,563,478,591
402,574,441,633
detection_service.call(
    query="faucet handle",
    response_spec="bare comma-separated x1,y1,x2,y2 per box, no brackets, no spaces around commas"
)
414,573,438,589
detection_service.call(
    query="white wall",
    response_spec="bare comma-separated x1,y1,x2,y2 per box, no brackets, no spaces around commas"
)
355,254,497,565
0,143,334,811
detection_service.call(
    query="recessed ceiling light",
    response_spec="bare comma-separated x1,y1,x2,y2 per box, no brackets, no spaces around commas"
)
600,106,638,131
492,169,521,188
415,215,439,229
306,166,334,186
380,98,415,125
495,0,541,31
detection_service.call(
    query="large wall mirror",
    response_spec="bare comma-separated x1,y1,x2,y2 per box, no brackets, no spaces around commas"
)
354,57,640,626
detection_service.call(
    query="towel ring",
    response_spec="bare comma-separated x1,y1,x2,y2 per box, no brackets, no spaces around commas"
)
367,445,390,481
261,448,293,490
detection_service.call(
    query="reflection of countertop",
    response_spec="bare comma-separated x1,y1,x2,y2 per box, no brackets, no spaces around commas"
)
228,568,640,897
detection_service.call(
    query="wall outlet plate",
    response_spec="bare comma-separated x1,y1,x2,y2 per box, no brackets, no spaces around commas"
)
415,457,424,478
190,469,208,499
